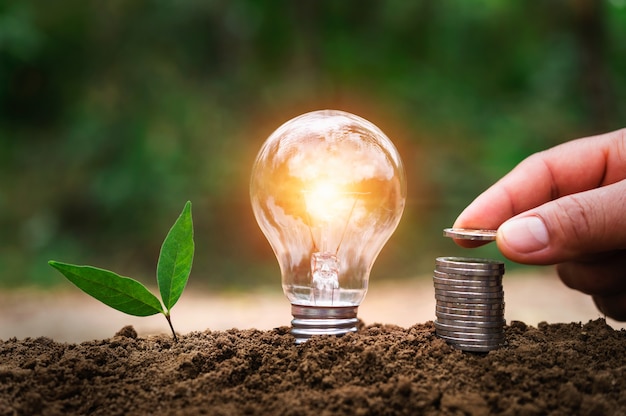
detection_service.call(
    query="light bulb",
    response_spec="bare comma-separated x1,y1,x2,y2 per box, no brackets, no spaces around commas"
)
250,110,406,343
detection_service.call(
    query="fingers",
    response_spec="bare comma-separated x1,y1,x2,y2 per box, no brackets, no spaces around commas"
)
557,253,626,296
496,180,626,264
593,294,626,321
453,128,626,249
561,253,626,321
451,128,626,320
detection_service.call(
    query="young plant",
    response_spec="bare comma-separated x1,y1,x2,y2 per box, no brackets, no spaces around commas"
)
49,201,194,342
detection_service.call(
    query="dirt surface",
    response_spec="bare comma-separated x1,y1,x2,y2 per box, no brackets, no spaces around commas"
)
3,271,624,343
1,319,625,416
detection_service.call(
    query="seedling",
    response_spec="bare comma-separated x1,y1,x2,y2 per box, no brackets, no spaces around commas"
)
49,201,194,342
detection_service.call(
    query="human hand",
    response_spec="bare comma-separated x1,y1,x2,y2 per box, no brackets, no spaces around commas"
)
452,128,626,320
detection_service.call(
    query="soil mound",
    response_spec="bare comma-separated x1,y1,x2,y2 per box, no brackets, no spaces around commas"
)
1,319,625,415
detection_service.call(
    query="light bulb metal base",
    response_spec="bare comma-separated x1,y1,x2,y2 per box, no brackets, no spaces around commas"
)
290,304,359,344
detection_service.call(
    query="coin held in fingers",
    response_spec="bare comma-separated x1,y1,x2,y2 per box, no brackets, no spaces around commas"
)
443,228,497,241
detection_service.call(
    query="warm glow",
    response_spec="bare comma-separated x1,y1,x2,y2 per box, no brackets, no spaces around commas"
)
302,180,354,222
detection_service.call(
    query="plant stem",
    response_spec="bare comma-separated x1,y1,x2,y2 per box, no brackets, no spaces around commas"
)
165,314,178,342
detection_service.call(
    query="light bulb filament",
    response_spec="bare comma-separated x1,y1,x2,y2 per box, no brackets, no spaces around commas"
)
303,187,370,306
311,252,339,290
311,252,339,304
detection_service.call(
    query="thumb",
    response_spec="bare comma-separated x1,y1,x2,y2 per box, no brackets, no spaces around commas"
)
496,180,626,264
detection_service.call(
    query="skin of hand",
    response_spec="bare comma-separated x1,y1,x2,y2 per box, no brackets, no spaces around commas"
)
452,128,626,321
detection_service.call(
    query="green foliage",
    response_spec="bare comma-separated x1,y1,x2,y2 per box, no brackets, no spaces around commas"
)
48,202,194,341
47,263,164,317
157,201,194,311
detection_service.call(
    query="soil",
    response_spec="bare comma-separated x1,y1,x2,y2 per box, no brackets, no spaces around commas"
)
1,319,625,416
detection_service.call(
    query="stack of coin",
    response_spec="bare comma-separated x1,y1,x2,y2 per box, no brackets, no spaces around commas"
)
433,256,505,352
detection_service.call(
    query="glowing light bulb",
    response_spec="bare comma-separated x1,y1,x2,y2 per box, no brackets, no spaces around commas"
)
250,110,406,343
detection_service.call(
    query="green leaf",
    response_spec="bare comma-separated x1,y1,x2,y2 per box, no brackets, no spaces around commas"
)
157,201,194,312
48,261,164,317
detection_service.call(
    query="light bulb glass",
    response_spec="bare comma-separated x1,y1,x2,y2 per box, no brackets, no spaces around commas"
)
250,110,406,342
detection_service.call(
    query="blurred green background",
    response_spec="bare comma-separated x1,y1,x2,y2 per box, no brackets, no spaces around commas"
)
1,0,625,291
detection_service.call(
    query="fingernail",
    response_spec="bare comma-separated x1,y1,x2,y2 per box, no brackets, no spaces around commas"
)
499,216,549,253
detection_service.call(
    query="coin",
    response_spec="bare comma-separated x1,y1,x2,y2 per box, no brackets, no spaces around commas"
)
435,265,503,275
434,289,504,299
445,337,504,345
442,228,497,241
436,299,505,309
435,307,504,321
433,275,502,287
436,312,504,321
436,332,505,342
436,310,505,320
437,325,505,333
435,315,506,329
436,323,505,333
436,256,503,269
435,265,504,279
435,331,505,341
435,319,505,329
436,303,505,312
433,275,501,285
435,311,504,324
435,257,504,276
433,255,506,352
435,294,504,304
451,343,502,352
433,283,503,293
436,333,506,343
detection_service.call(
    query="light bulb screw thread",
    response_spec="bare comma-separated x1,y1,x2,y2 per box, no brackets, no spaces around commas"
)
290,304,359,344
